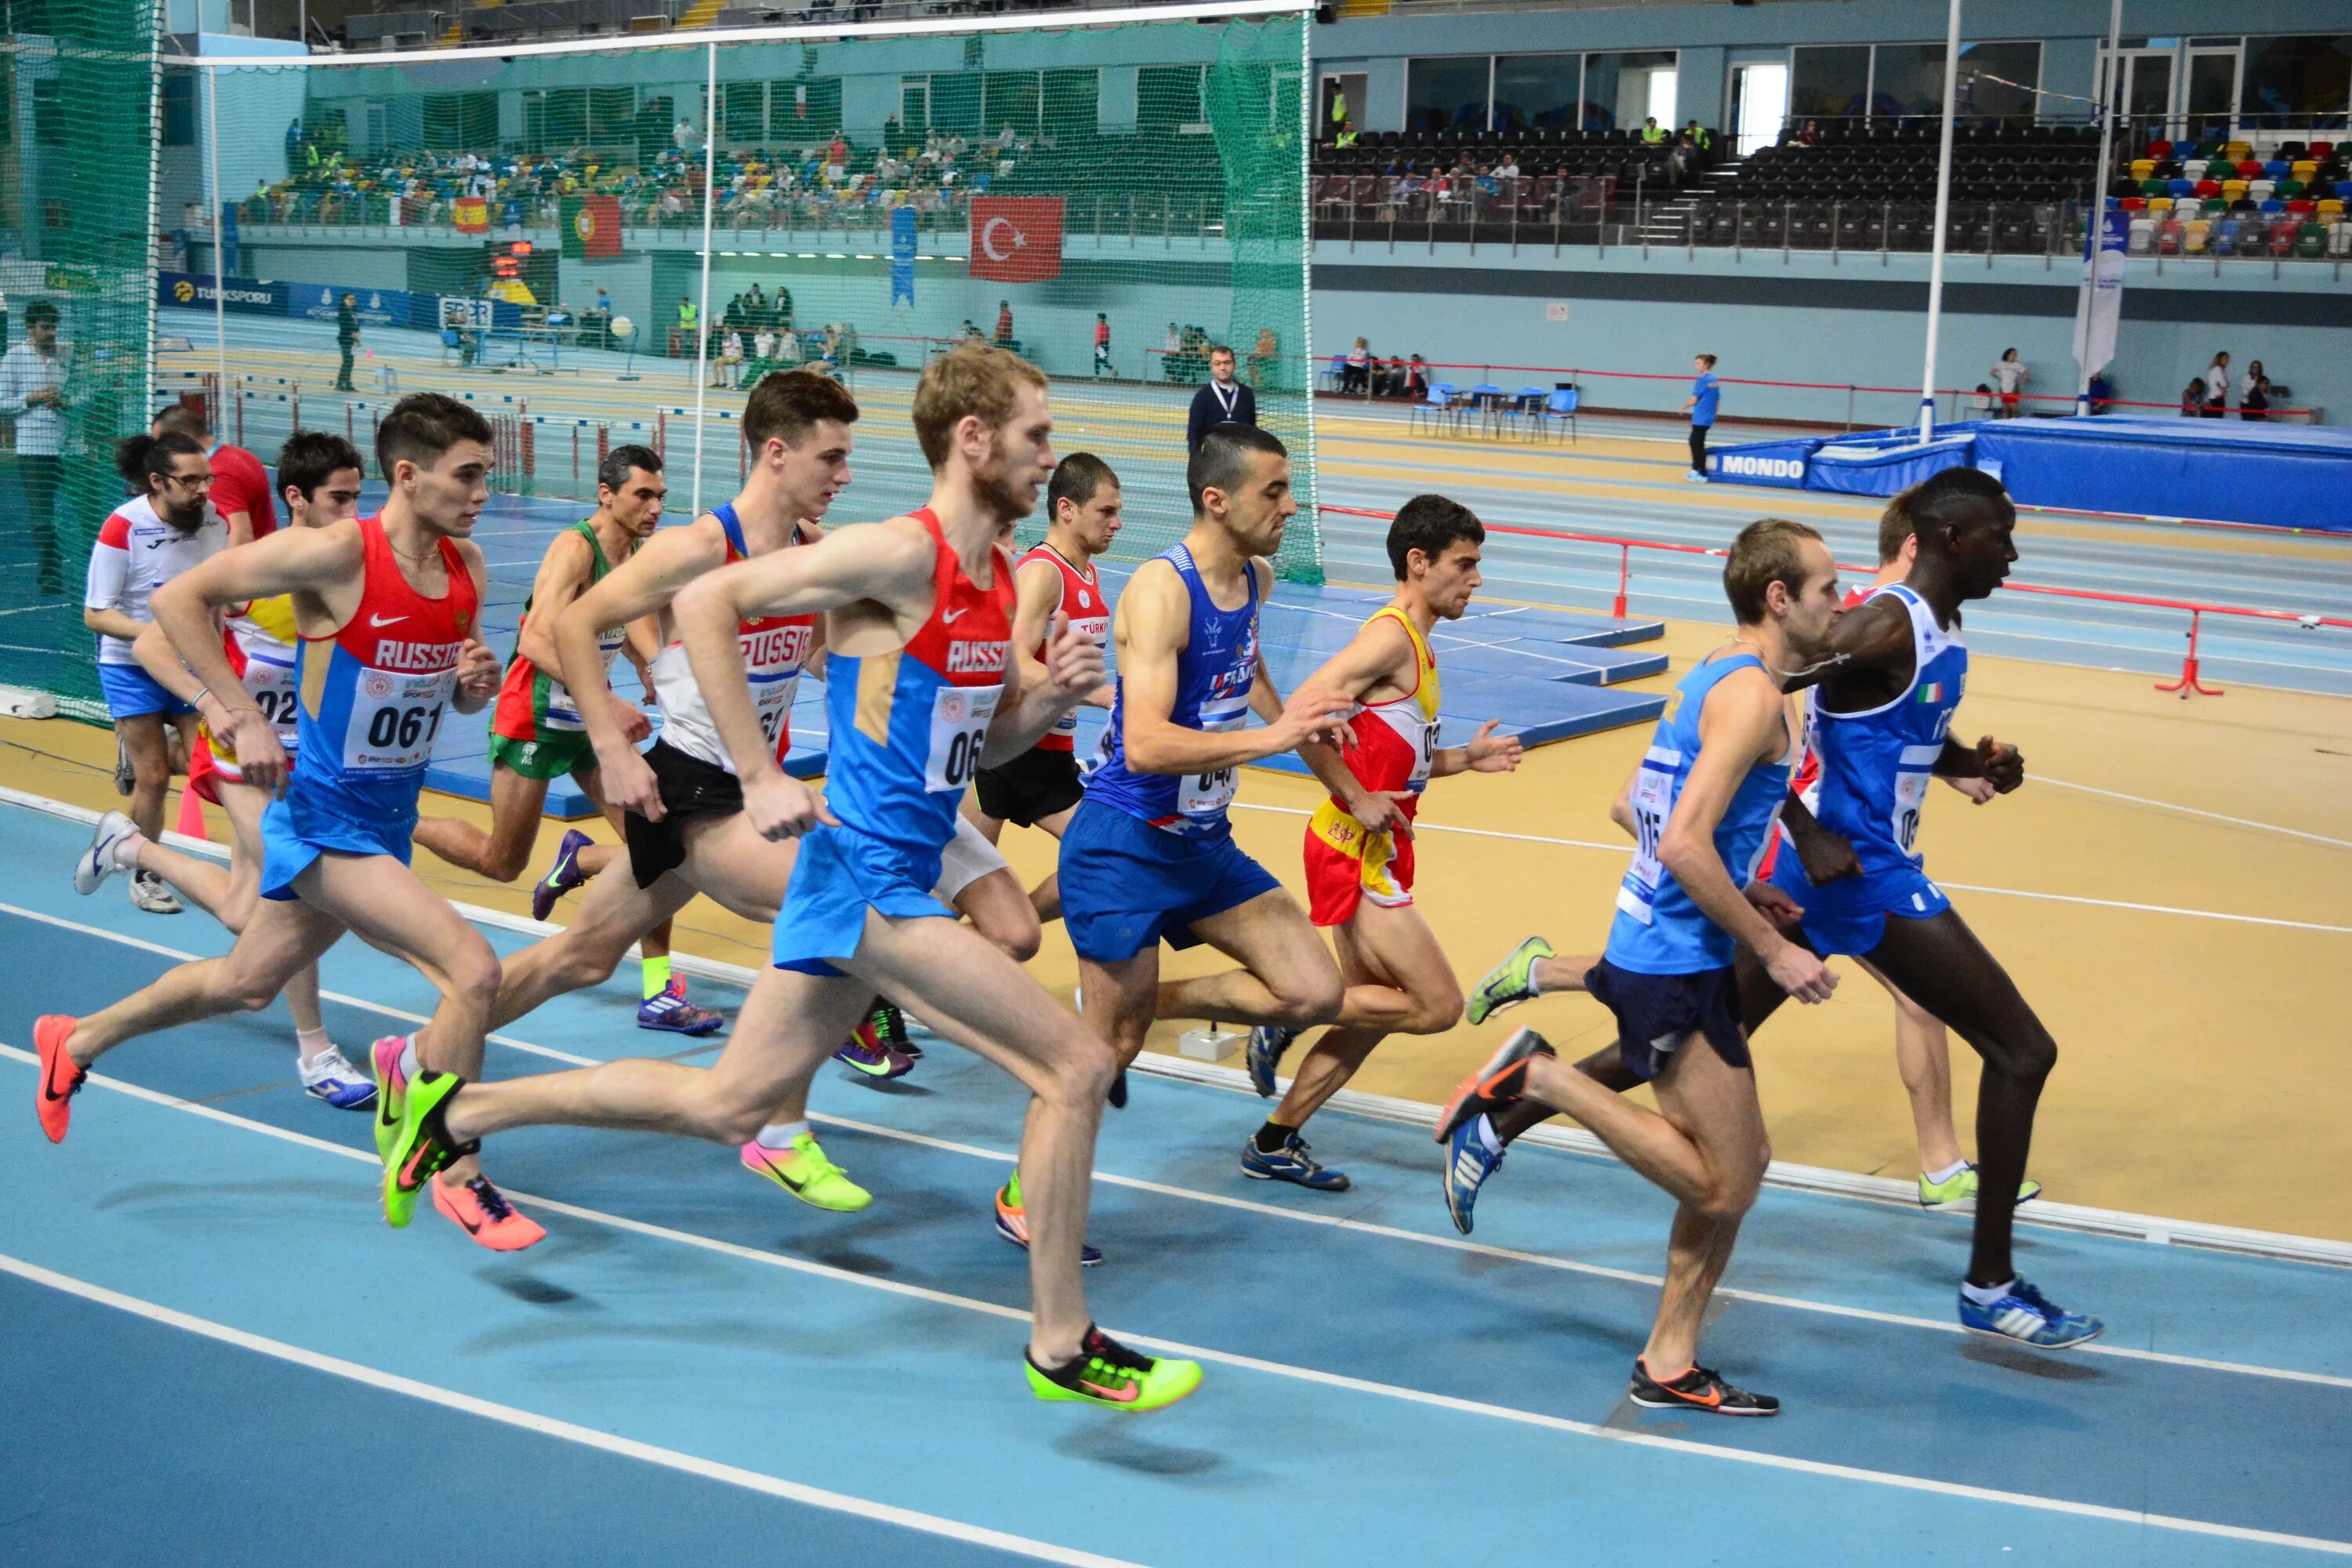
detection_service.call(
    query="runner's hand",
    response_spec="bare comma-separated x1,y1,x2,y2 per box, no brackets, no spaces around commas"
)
229,710,288,797
1043,612,1105,699
454,638,501,702
1944,774,1998,804
600,742,663,822
1762,937,1837,1004
1465,718,1522,773
609,695,653,746
1349,789,1415,837
743,770,837,842
1976,735,2024,793
1744,880,1805,927
1267,684,1356,751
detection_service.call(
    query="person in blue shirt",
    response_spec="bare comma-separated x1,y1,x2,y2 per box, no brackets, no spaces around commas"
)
1681,353,1720,481
1439,518,1844,1417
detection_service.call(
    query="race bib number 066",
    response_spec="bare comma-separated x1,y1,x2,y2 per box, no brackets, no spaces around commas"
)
926,682,1004,792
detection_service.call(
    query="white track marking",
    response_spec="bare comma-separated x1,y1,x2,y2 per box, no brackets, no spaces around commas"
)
2034,777,2352,851
0,1254,1145,1568
7,1065,2352,1557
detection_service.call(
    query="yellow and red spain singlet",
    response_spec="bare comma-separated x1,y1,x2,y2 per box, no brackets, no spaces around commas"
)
1303,604,1441,927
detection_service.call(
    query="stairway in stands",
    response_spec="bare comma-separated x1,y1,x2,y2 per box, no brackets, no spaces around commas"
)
1638,158,1745,246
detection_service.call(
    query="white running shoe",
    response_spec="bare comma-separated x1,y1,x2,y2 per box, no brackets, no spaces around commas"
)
129,870,182,914
112,737,136,797
299,1047,379,1110
75,810,140,896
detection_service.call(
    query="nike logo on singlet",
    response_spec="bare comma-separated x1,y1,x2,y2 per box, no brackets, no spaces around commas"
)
942,607,970,623
368,613,407,627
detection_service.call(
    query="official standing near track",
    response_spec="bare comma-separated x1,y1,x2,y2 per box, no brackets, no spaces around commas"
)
1185,344,1257,455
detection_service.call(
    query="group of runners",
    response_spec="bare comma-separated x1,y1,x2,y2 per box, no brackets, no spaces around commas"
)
36,346,2097,1419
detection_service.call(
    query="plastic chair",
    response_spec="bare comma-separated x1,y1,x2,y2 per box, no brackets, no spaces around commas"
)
2318,198,2345,220
2224,141,2252,161
2183,219,2211,254
2292,159,2318,180
2296,221,2325,259
1468,383,1504,437
2128,158,2155,180
2194,179,2222,198
1508,387,1546,438
2147,196,2173,213
1324,354,1346,391
1535,386,1580,445
2264,159,2289,180
2222,179,2248,201
2156,220,2183,255
1409,382,1458,436
2171,198,2201,219
2125,217,2155,254
2330,223,2352,257
2166,177,2194,197
2235,159,2263,179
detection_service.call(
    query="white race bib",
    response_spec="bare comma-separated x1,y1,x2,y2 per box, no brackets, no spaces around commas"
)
1047,614,1112,738
244,649,299,747
1891,767,1933,855
1178,713,1247,817
343,667,456,771
925,681,1002,792
1614,746,1681,926
542,625,629,731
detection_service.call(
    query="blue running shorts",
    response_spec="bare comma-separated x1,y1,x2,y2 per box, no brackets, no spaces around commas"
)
1583,957,1751,1083
1058,797,1282,964
1767,850,1951,959
257,789,418,902
99,662,194,720
771,821,955,977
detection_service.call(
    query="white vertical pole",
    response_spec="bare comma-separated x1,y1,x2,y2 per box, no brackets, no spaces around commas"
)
206,67,227,405
689,42,717,521
2077,0,2125,416
1917,0,1962,440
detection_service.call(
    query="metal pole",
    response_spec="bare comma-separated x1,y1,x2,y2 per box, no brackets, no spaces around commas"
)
689,42,717,520
206,70,227,405
2077,0,2125,416
1917,0,1963,440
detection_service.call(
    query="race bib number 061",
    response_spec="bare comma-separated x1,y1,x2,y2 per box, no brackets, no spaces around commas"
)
344,668,456,771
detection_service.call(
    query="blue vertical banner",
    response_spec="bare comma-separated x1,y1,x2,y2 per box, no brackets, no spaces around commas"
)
2071,209,2126,384
890,206,917,309
218,201,240,279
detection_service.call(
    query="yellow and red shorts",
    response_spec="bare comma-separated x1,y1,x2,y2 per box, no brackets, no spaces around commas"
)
1302,799,1417,927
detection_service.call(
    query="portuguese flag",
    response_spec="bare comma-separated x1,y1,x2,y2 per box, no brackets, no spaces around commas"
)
562,194,623,260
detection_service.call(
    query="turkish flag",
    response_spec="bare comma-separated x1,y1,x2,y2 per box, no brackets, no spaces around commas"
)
968,196,1064,283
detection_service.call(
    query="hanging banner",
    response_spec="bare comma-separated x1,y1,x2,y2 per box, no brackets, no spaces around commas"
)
453,196,490,234
890,205,917,308
2071,209,2127,383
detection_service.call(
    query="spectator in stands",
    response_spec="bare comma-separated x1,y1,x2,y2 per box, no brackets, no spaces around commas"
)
334,292,358,391
961,319,985,342
151,403,273,546
0,299,65,592
1494,151,1521,180
1641,117,1667,144
1248,326,1279,387
1335,118,1360,151
673,118,695,155
2241,361,2270,421
1094,313,1113,379
995,300,1014,345
1990,348,2028,418
2201,351,2230,417
2181,376,2207,416
2087,370,2115,416
1341,337,1371,395
754,325,778,365
1186,343,1258,454
1399,353,1429,400
1682,119,1713,152
1163,321,1183,379
1796,119,1821,147
1680,352,1720,483
719,330,746,389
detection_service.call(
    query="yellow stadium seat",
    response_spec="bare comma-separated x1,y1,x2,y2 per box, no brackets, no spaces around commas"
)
2147,196,2173,212
2183,219,2211,252
2129,158,2154,180
2223,179,2249,201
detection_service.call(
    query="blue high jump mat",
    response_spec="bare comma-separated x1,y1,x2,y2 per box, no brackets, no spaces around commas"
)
1704,416,2352,532
423,557,1669,817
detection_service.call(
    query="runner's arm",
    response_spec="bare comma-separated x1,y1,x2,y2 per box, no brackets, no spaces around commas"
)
1934,733,2024,793
1779,592,1913,697
1289,614,1410,819
1774,789,1861,884
1007,555,1061,695
1430,720,1521,779
983,608,1105,764
128,619,212,707
1116,561,1350,775
1660,672,1835,1001
514,529,595,675
449,538,500,716
555,522,724,764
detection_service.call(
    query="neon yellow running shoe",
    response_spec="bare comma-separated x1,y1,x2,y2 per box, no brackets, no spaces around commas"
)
739,1134,873,1212
1466,936,1554,1025
1918,1163,2043,1210
1025,1326,1202,1413
381,1070,472,1229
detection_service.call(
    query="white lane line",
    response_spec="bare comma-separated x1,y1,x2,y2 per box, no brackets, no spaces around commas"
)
9,1062,2351,1559
2035,778,2352,851
9,891,2352,1382
1229,807,2352,935
0,1254,1144,1568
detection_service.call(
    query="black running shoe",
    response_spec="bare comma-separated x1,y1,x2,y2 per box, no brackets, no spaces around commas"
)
1107,1066,1128,1110
869,997,918,1061
1628,1358,1780,1417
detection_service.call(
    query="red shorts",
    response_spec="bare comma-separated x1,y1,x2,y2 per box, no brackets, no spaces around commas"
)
1302,801,1417,928
186,731,226,808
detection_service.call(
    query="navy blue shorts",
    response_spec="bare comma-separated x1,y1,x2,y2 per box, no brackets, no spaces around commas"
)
1058,797,1281,964
1584,957,1751,1084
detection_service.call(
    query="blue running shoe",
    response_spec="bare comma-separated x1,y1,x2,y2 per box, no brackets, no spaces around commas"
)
1240,1130,1350,1191
637,978,726,1036
299,1046,377,1110
1246,1025,1296,1098
1958,1278,2103,1349
532,829,595,923
1442,1115,1504,1236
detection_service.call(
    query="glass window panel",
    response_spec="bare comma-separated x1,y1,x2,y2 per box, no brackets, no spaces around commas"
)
1871,45,1949,120
420,91,495,151
1582,51,1675,132
982,71,1041,140
161,67,196,148
2241,35,2351,129
1492,53,1577,134
932,72,982,135
586,87,633,143
721,82,764,143
1953,41,2041,121
1404,56,1490,134
1042,68,1098,142
1138,64,1205,130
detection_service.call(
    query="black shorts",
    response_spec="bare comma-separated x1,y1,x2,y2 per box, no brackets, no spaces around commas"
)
1583,958,1751,1084
621,739,742,888
974,746,1084,829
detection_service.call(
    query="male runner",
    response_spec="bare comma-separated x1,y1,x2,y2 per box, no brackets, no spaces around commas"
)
381,343,1203,1410
1438,518,1843,1415
1242,495,1522,1191
86,430,229,913
1462,470,2100,1350
34,394,534,1250
408,444,718,1035
151,402,275,546
81,431,372,1108
1045,423,1352,1240
965,450,1121,924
